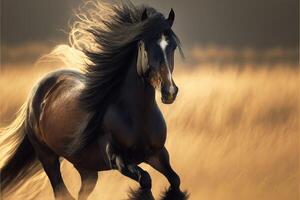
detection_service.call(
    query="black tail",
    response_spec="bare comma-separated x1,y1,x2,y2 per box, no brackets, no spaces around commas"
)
0,100,37,191
1,135,36,190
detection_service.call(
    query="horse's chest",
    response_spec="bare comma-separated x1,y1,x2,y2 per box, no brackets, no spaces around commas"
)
103,104,167,161
127,126,166,163
130,113,167,159
142,119,166,149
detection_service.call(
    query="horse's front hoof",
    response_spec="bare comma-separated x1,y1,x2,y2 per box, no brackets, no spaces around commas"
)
160,187,189,200
127,187,155,200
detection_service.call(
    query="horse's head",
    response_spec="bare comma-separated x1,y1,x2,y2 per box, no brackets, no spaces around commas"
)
137,9,181,104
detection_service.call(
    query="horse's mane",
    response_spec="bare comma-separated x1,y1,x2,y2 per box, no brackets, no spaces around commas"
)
71,0,172,111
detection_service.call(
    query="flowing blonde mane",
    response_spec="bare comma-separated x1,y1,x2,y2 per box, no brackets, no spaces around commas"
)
40,1,128,69
40,0,170,70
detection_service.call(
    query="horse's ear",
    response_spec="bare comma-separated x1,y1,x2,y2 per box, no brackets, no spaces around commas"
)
141,9,148,21
167,8,175,27
137,41,149,76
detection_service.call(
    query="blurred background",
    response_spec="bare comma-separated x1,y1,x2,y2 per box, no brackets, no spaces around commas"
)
0,0,299,200
1,0,299,65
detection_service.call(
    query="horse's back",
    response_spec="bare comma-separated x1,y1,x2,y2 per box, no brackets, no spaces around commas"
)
32,68,91,156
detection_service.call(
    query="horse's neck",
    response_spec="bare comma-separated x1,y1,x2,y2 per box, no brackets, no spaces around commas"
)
120,62,155,113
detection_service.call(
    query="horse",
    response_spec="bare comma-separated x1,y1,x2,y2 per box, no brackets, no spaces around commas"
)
0,1,188,200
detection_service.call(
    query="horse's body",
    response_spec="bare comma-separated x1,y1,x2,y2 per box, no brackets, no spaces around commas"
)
1,1,187,200
37,64,166,170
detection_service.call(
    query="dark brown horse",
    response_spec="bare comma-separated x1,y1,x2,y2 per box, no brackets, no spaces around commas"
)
0,1,188,200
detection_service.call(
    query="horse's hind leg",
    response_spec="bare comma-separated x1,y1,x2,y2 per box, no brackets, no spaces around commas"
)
39,153,74,200
147,147,189,200
74,167,98,200
28,136,74,200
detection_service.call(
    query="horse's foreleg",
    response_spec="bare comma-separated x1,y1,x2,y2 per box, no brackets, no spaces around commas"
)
75,168,98,200
115,156,154,200
147,147,189,200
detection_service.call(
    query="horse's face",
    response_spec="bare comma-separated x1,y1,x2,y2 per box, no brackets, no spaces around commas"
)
137,9,179,104
147,32,178,104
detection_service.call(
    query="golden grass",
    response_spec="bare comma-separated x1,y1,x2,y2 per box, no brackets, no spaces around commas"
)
0,63,299,200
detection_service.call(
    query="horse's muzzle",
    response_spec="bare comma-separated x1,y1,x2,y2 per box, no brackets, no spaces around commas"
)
161,85,178,104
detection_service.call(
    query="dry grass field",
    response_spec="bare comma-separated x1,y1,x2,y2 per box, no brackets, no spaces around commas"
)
0,61,299,200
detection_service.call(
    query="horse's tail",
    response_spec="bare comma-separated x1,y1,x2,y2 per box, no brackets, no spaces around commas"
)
0,98,37,191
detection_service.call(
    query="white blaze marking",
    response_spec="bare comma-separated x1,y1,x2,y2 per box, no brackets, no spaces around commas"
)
158,34,175,95
159,35,168,50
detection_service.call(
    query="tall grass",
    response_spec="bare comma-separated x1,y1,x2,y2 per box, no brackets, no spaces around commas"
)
0,63,299,200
